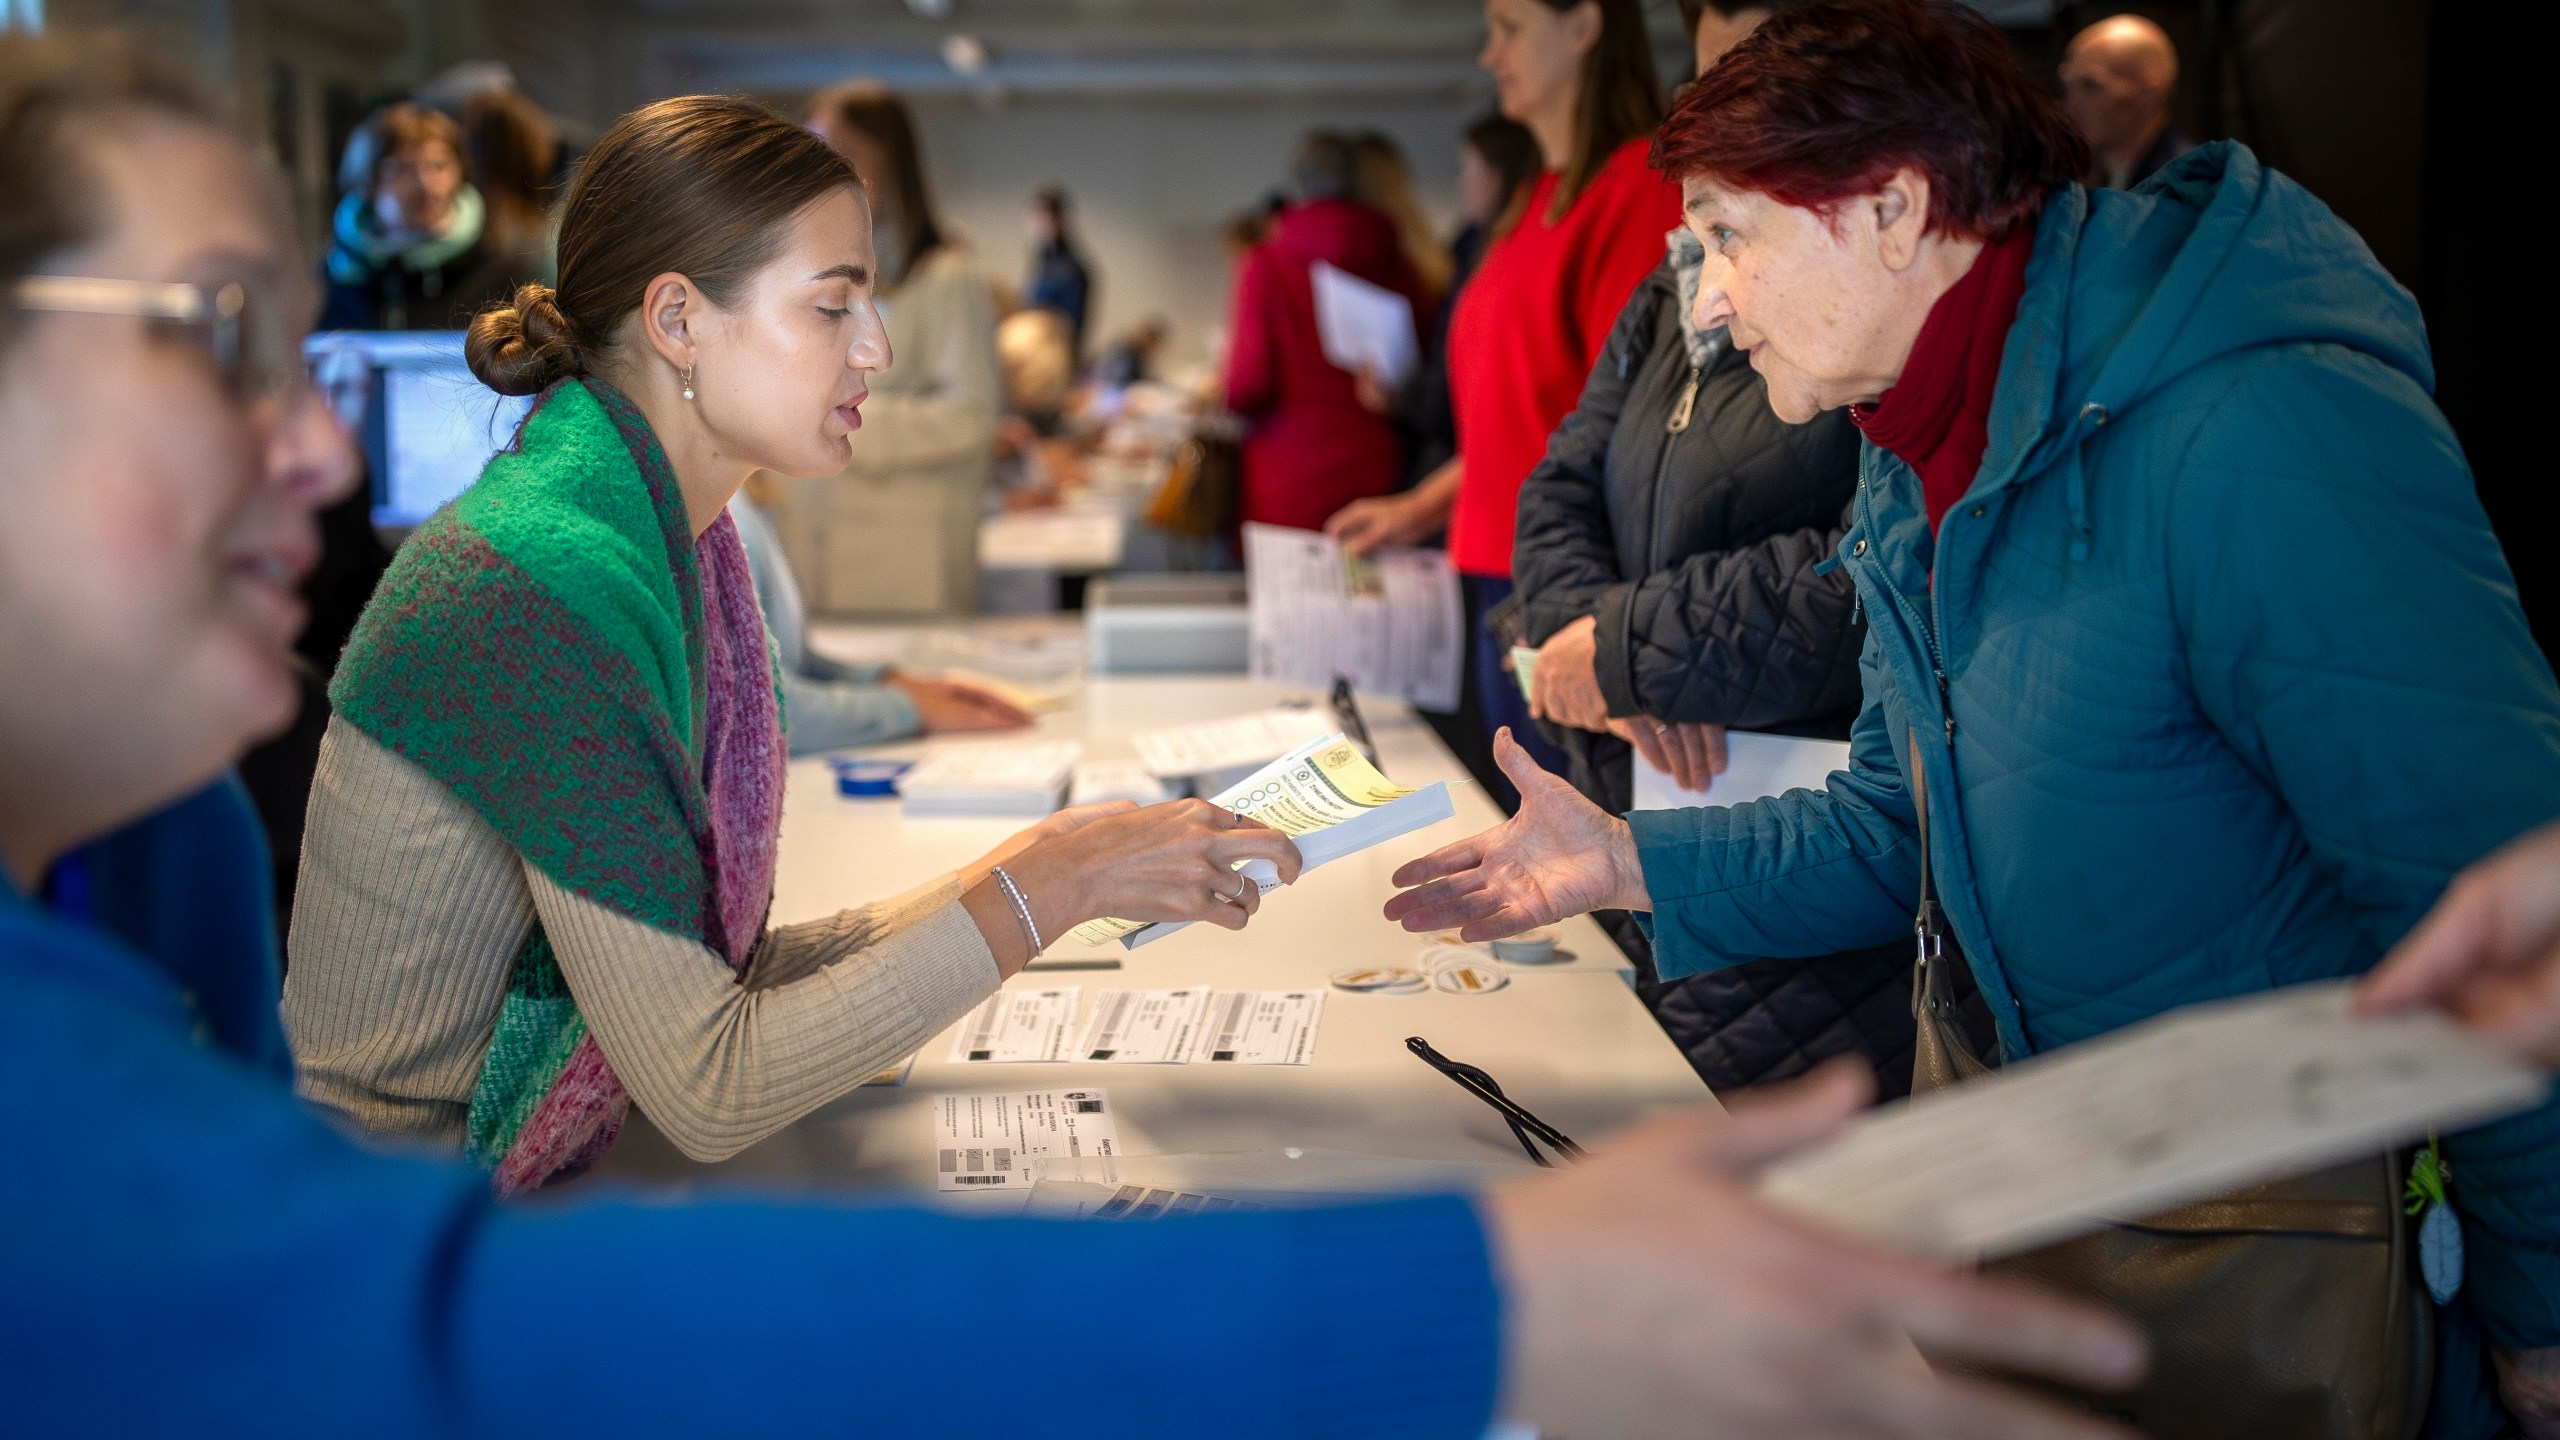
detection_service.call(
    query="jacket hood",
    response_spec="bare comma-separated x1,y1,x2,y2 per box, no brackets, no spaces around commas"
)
1264,197,1407,283
1983,141,2431,499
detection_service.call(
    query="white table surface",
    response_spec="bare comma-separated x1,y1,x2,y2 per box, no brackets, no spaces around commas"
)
594,624,1714,1199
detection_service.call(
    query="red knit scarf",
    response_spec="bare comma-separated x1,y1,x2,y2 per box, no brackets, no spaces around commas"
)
1851,228,2033,533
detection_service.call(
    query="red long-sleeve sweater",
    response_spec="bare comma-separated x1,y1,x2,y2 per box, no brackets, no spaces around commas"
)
1445,139,1681,577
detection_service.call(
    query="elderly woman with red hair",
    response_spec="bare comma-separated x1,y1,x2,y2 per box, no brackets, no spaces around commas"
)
1383,1,2560,1434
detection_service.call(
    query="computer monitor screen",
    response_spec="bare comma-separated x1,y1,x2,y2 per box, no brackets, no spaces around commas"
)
308,331,532,528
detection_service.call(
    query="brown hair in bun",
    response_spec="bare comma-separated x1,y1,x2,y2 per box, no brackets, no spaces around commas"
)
462,93,855,397
465,283,581,396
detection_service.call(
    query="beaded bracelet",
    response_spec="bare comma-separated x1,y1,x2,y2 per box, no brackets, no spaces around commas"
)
990,865,1044,956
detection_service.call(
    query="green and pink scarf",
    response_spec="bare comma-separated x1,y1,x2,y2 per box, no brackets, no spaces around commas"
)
332,378,784,1193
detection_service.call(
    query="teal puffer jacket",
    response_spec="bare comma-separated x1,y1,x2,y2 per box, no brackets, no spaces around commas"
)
1629,143,2560,1355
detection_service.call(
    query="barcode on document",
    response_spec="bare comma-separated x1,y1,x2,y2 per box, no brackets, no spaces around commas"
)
958,995,1002,1061
1202,992,1251,1062
1085,991,1136,1059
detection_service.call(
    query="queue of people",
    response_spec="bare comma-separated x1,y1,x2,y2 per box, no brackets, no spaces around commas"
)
7,0,2560,1435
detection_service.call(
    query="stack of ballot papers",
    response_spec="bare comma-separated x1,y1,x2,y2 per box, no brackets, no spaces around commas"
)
1067,732,1454,949
1128,705,1336,793
944,986,1327,1066
898,739,1081,817
1245,525,1462,712
1068,758,1173,807
933,1088,1120,1192
1758,981,2548,1261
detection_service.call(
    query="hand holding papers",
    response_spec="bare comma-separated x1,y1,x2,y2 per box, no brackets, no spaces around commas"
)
1069,733,1454,948
1758,981,2549,1261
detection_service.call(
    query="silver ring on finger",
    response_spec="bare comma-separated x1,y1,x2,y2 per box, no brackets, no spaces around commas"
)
1652,719,1670,734
1216,878,1248,906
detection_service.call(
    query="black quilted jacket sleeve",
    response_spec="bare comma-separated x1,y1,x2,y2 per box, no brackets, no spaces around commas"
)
1512,275,1655,648
1590,505,1865,730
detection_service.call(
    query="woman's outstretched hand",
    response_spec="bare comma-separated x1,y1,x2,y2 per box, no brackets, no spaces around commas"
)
1382,728,1649,940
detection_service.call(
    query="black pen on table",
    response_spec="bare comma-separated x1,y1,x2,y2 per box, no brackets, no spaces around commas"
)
1406,1036,1584,1167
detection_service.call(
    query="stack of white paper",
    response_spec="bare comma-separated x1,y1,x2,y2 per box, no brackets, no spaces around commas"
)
1245,524,1461,712
1068,758,1175,808
1072,988,1326,1064
1128,706,1335,787
933,1088,1119,1192
898,740,1082,818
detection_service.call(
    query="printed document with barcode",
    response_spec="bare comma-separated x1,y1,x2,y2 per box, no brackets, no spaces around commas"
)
946,986,1081,1063
933,1089,1119,1192
1192,990,1324,1064
1078,988,1212,1063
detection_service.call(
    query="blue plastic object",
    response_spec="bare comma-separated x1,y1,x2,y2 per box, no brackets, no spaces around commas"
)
827,758,913,797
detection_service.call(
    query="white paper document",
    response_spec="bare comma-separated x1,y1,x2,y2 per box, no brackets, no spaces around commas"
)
946,986,1082,1064
1629,731,1850,812
1192,989,1325,1065
899,739,1082,818
934,1088,1120,1192
1078,988,1213,1063
1245,524,1461,712
1070,733,1454,949
1758,982,2548,1261
1309,259,1419,387
1068,758,1174,807
1128,706,1335,780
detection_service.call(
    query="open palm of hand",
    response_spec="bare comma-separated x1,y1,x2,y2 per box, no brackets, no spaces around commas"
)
1382,728,1648,940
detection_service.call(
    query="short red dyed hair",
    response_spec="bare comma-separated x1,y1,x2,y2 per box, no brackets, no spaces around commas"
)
1651,0,2087,240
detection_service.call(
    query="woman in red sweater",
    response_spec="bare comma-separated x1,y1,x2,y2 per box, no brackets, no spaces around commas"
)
1329,0,1679,800
1223,131,1426,533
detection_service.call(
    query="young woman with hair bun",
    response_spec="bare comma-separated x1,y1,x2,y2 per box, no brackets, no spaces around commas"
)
283,93,1303,1189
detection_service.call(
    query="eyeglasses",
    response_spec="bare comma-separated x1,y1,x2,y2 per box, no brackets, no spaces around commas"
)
1407,1035,1585,1167
11,274,303,400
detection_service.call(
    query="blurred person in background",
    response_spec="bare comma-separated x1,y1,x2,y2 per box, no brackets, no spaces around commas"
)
1352,129,1455,306
1022,182,1092,353
992,306,1085,509
2059,13,2192,190
0,38,2151,1439
1223,130,1425,533
779,80,999,615
1508,0,1935,1097
318,102,501,331
1383,1,2560,1430
1399,110,1540,798
460,85,560,288
729,474,1031,753
1328,0,1677,809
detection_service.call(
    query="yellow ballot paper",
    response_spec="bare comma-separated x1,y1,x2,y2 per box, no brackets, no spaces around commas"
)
1066,733,1453,949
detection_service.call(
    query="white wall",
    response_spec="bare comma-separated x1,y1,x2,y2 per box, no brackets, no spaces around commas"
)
910,91,1481,374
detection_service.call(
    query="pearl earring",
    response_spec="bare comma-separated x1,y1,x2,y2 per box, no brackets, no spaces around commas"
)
681,366,695,401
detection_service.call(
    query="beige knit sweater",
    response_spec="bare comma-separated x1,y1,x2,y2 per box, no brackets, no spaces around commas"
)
283,719,999,1162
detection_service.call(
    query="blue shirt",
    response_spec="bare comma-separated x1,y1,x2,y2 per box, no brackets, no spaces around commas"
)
0,778,1500,1436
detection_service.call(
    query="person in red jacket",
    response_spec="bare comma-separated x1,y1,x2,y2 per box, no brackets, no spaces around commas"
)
1329,0,1680,805
1222,131,1426,533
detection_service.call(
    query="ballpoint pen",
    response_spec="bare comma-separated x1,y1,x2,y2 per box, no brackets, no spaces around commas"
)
1407,1035,1585,1166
